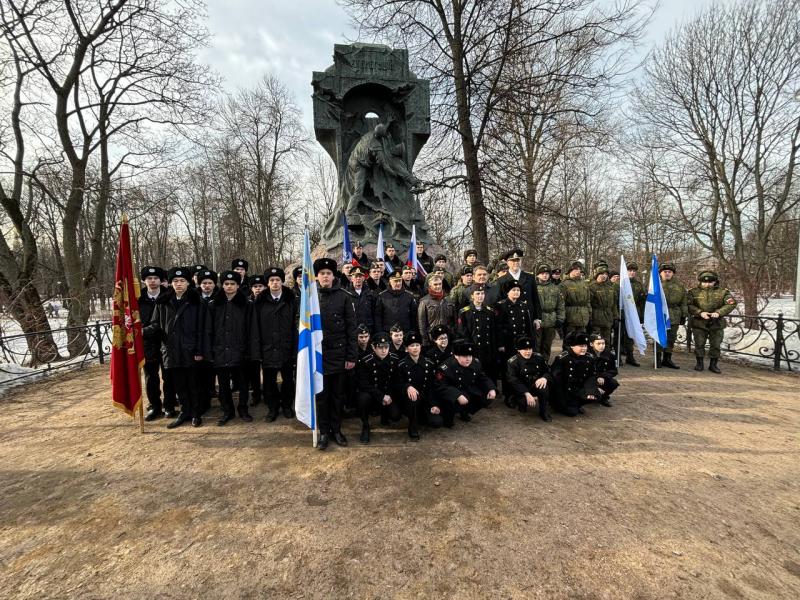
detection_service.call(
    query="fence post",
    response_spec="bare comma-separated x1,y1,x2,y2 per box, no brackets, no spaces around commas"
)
773,313,784,371
95,321,105,364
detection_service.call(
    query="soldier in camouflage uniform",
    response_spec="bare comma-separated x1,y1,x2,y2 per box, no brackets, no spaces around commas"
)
658,263,688,369
620,262,645,367
560,261,591,348
535,263,564,360
687,270,737,374
588,265,619,345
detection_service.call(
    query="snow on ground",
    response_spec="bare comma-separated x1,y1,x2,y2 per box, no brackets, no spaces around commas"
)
758,295,796,318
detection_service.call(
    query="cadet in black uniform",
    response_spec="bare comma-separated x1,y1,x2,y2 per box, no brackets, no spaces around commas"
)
140,266,176,420
457,284,498,383
231,258,251,297
355,332,400,444
588,333,618,407
209,270,253,425
245,274,266,406
315,257,358,450
392,331,433,439
434,339,497,423
505,335,552,421
425,324,452,366
550,331,598,417
389,324,407,359
144,267,211,428
253,267,297,422
196,269,217,414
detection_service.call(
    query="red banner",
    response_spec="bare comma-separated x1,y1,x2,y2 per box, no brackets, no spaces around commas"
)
110,216,145,416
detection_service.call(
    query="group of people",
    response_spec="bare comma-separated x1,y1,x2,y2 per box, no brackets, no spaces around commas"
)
137,239,737,450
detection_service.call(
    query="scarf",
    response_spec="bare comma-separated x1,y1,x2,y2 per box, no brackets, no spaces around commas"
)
428,288,444,301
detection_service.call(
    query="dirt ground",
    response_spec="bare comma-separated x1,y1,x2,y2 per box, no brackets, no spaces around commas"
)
1,352,799,599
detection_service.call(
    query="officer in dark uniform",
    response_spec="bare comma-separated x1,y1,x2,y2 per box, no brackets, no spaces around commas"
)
140,266,176,420
389,324,407,359
375,271,418,333
348,266,376,333
434,339,497,422
494,248,543,328
588,333,617,407
495,279,534,402
355,331,399,444
456,284,497,383
550,331,599,417
315,257,358,450
393,331,433,439
688,270,737,373
505,335,552,421
209,270,253,425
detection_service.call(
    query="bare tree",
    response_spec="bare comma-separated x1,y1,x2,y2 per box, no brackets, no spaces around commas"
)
631,0,800,315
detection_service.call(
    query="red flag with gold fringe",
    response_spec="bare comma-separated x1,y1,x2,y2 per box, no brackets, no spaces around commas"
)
110,215,146,418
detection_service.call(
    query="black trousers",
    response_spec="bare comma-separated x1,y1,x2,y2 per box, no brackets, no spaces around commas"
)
428,396,456,428
357,390,403,426
143,359,175,413
216,366,248,414
263,364,294,415
316,372,345,434
168,366,201,418
598,377,619,398
198,361,214,414
511,386,550,418
246,361,262,403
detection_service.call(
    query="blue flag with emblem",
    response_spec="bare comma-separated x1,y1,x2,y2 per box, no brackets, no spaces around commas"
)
294,229,324,444
644,254,671,348
341,211,353,266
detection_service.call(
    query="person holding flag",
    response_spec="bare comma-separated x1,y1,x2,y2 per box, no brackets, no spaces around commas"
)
643,255,671,370
406,225,431,278
376,223,394,275
312,255,358,449
657,263,688,369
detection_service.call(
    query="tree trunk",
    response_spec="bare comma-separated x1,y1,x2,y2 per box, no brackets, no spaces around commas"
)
1,281,60,365
63,170,90,357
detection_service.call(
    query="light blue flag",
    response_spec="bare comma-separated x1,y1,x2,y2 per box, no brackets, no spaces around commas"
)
619,255,647,355
294,230,324,440
644,254,671,348
377,223,393,274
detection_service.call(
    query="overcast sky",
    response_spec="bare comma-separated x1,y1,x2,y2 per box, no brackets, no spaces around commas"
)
199,0,733,127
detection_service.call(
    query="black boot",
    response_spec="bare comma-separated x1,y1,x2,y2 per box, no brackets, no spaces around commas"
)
217,412,234,426
360,424,370,444
625,354,641,367
166,412,189,429
709,358,721,374
317,433,329,450
238,406,253,422
694,356,704,371
662,353,680,369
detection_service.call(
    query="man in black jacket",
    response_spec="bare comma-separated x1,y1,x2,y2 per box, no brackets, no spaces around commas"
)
140,266,175,421
315,257,358,450
494,248,543,329
348,266,376,333
254,267,298,422
144,267,211,428
210,271,254,425
375,271,417,334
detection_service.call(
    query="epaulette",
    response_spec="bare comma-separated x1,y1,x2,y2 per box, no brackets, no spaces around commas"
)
508,354,519,364
460,305,471,313
556,350,569,359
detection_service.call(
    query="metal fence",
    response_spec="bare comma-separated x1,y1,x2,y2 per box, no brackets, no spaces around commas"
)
677,313,799,371
0,321,112,386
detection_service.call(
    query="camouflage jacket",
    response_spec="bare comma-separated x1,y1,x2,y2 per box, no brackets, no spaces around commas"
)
662,279,688,326
687,286,737,329
588,280,619,327
537,281,565,329
560,277,592,327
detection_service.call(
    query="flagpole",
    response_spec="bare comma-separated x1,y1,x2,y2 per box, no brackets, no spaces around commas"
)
654,339,657,369
138,400,144,433
617,311,623,367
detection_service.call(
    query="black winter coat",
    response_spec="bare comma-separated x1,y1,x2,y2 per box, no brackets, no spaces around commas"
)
356,352,398,396
252,286,297,368
505,353,552,397
375,288,418,333
434,356,496,407
139,288,167,362
144,287,211,369
209,289,253,368
317,285,358,374
495,298,534,352
348,285,377,332
495,271,543,321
